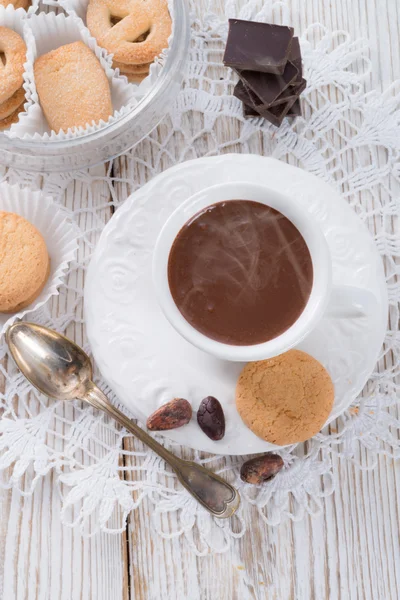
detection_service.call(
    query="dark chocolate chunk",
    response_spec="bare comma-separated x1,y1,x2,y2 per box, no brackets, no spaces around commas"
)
234,77,306,110
223,19,294,74
287,98,302,117
258,98,299,126
243,97,303,121
289,37,302,82
270,77,306,107
234,80,263,109
243,104,260,117
236,59,299,107
243,94,299,126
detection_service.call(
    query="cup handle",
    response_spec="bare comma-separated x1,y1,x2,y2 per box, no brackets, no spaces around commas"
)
325,285,378,318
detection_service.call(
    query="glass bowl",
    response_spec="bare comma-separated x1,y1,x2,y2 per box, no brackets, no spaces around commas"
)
0,0,190,172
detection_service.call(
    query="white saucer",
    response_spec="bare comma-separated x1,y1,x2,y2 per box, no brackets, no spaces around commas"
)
85,155,388,455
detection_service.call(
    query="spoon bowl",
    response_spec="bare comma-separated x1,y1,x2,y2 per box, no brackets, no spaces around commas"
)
6,322,92,401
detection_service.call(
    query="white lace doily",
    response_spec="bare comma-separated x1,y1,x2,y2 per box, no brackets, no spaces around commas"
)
1,0,399,556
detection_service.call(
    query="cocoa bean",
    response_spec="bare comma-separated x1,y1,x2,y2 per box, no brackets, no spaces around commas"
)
146,398,192,431
197,396,225,440
240,453,284,484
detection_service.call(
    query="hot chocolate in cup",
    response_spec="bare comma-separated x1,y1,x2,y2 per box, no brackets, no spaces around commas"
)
152,182,377,362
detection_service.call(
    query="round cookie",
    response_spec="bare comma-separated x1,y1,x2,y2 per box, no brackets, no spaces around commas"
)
0,87,25,121
0,27,27,105
87,0,172,65
236,350,334,445
0,101,24,131
112,60,151,75
0,212,50,313
0,0,30,9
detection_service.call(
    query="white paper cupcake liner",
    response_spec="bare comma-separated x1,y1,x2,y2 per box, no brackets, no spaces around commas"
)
7,11,139,140
0,182,78,337
55,0,175,98
0,5,36,132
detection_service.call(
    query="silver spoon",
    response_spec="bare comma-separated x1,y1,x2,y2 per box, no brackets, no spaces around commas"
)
6,322,240,518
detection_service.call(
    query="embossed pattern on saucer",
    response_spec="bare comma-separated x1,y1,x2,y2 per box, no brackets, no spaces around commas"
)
85,155,388,454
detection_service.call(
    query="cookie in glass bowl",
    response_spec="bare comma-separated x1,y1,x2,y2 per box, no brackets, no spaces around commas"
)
0,0,30,10
33,41,113,133
0,25,27,130
86,0,172,81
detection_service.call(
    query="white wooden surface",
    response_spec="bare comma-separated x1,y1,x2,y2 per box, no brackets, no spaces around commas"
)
1,0,400,598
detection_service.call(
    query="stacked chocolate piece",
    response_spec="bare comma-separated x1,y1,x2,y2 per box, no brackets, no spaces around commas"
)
223,19,306,127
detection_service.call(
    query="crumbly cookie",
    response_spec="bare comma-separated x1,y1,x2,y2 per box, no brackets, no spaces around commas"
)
112,59,150,76
112,60,149,82
236,350,334,445
0,27,26,105
0,101,24,130
34,41,112,133
87,0,171,66
0,212,50,313
0,86,25,120
0,0,30,9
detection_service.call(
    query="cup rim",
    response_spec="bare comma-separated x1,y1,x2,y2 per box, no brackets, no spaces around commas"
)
152,181,332,361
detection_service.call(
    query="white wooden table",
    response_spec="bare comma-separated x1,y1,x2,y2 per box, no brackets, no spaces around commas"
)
1,0,399,598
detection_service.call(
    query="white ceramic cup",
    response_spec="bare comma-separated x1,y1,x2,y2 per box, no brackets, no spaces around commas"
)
152,182,377,362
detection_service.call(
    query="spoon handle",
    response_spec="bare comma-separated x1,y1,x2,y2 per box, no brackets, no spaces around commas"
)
84,385,240,518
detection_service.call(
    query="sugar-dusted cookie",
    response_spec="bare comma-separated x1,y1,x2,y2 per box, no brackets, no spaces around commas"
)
112,59,150,81
0,26,26,105
0,101,24,130
87,0,171,66
0,0,30,9
236,350,334,445
34,41,112,133
112,60,151,75
0,86,25,120
0,212,50,313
